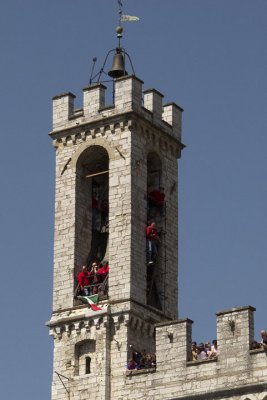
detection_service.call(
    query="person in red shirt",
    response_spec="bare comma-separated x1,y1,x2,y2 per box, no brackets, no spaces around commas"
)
95,261,109,295
146,222,160,264
148,187,165,205
127,359,137,370
97,260,109,277
77,266,93,296
147,186,165,217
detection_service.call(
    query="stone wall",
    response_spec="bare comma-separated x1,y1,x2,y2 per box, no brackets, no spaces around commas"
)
48,76,265,400
116,306,267,400
50,75,182,314
49,310,110,400
47,305,267,400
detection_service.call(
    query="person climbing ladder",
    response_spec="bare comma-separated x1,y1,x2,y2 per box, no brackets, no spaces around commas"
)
146,222,160,265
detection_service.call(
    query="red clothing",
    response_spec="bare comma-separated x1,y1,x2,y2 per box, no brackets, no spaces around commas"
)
146,225,159,240
77,271,93,287
148,190,165,205
127,360,137,370
92,197,98,209
97,264,109,275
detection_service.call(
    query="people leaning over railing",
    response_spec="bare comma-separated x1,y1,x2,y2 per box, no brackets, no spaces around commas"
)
250,330,267,350
260,330,267,349
77,260,109,297
191,330,267,361
191,340,218,361
251,340,262,350
126,347,156,370
77,265,93,296
94,260,109,296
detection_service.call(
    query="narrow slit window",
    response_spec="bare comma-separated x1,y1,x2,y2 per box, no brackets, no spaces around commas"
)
85,356,91,374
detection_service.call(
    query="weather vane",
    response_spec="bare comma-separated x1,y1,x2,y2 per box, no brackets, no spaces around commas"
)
116,0,140,47
118,0,140,24
89,0,139,85
118,0,123,25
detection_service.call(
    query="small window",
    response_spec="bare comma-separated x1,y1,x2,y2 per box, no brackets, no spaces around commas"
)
75,339,95,376
85,356,91,374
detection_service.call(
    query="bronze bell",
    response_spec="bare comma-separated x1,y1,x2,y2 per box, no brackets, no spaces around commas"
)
108,49,128,79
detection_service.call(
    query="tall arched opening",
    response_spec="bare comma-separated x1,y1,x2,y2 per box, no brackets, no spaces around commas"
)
74,145,109,301
146,151,165,310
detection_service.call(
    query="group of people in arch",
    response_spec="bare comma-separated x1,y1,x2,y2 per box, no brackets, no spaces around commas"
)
127,347,156,371
77,260,109,297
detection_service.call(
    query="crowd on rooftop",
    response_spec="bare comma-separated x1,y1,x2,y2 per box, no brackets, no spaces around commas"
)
191,330,267,361
191,340,218,361
251,330,267,350
126,331,267,371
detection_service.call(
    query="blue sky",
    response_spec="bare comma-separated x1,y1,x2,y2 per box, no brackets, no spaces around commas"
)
0,1,266,399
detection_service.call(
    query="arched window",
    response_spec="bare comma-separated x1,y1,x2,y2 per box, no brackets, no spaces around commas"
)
74,146,109,302
75,340,96,376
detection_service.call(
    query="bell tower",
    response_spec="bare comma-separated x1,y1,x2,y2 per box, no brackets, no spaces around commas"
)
47,24,184,400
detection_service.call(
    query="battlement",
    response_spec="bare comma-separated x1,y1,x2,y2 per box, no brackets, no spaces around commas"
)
52,75,183,141
155,305,256,368
121,305,267,399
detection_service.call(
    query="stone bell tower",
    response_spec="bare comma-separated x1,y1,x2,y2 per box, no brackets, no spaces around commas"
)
47,27,184,400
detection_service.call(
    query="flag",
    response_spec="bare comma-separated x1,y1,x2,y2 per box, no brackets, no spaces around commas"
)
120,15,140,22
78,294,102,311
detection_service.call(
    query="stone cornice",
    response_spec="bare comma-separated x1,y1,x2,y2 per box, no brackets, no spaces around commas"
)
49,112,184,159
46,305,110,339
49,109,185,153
50,297,173,324
47,305,162,340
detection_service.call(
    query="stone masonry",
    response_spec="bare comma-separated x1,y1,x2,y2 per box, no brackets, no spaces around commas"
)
47,74,267,400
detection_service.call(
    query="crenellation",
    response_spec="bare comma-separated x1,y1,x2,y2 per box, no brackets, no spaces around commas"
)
144,88,164,122
162,102,183,140
52,92,76,129
114,75,143,112
51,82,184,149
83,83,106,117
